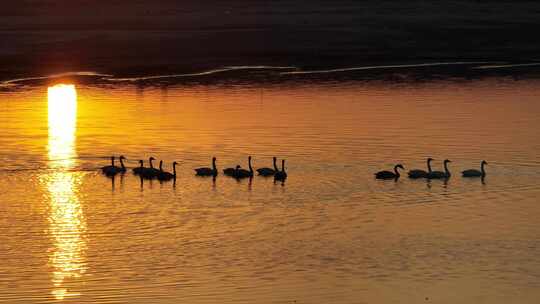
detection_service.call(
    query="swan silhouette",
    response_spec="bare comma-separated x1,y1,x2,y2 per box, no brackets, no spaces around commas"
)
427,159,451,179
140,156,160,179
223,162,240,176
236,156,254,178
257,157,278,176
274,159,287,181
195,157,218,176
375,164,404,179
462,160,487,177
408,158,433,179
133,159,145,175
101,156,126,175
158,161,178,181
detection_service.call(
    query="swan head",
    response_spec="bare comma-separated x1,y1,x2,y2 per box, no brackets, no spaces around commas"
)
139,159,143,165
173,161,178,166
427,157,434,162
111,156,115,161
396,164,404,170
212,157,216,162
444,159,451,164
482,160,488,165
119,155,126,160
273,156,277,161
248,156,252,161
149,157,155,161
236,165,241,169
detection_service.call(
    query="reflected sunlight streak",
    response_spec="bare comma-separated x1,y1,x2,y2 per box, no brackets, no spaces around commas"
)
44,84,87,300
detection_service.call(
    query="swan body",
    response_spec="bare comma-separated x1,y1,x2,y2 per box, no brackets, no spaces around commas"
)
195,157,218,176
462,160,487,177
427,159,451,179
141,157,160,179
133,160,145,175
408,158,433,179
274,159,288,181
158,161,177,181
375,164,404,179
101,156,126,176
236,156,254,178
257,157,278,176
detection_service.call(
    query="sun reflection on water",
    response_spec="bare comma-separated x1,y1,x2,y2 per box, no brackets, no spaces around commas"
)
43,84,87,300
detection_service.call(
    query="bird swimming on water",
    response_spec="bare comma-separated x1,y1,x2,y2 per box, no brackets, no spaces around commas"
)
274,159,288,181
101,155,126,176
195,157,218,176
157,161,178,181
408,157,433,179
133,159,145,175
375,164,404,179
462,160,487,177
236,156,254,178
257,157,278,176
427,159,451,179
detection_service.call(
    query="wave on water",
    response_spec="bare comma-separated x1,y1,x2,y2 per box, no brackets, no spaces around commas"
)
0,71,113,88
473,63,540,69
105,65,298,82
279,61,492,75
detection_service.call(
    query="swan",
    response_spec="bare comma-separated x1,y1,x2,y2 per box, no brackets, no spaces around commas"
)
236,156,254,178
158,161,178,181
195,157,218,176
274,159,288,181
101,156,126,175
375,164,404,179
223,163,240,176
462,160,487,177
408,158,433,179
257,157,278,176
147,157,160,175
427,159,451,179
133,160,145,175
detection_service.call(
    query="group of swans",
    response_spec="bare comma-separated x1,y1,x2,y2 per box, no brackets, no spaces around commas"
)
195,156,287,181
102,155,287,181
375,159,487,180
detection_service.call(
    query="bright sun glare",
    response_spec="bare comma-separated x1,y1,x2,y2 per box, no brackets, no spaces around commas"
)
48,84,77,167
45,84,86,300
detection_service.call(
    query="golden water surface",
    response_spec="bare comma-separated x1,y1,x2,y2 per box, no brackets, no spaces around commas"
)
1,78,540,303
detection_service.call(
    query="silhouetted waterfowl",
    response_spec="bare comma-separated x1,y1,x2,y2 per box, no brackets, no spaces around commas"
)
274,159,288,181
427,159,451,179
375,164,404,179
158,161,177,181
195,157,218,176
408,158,433,179
101,156,116,174
236,156,254,178
462,160,487,177
146,157,160,176
133,160,145,175
257,157,278,176
101,156,126,175
223,163,240,176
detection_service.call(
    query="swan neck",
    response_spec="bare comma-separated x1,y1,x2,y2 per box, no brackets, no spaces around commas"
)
173,163,177,176
481,162,485,175
444,161,450,175
248,158,253,173
212,159,216,171
149,158,154,169
120,158,125,169
427,159,432,173
394,165,400,176
159,161,163,171
273,158,278,171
